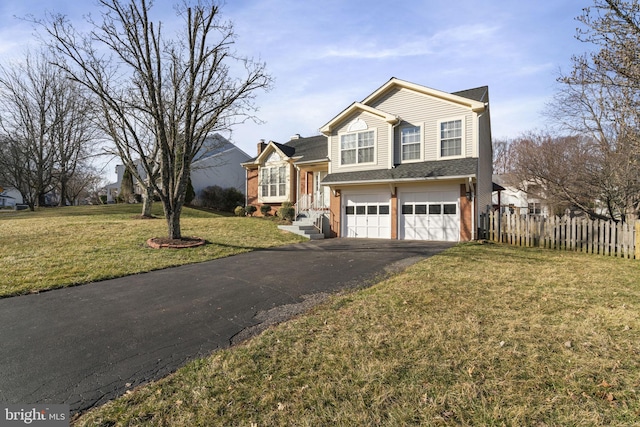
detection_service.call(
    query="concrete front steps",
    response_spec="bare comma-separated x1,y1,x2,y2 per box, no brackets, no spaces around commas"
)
278,218,324,240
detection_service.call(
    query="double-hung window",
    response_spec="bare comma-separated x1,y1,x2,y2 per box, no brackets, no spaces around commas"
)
401,126,421,161
260,165,287,198
439,119,463,157
341,130,375,165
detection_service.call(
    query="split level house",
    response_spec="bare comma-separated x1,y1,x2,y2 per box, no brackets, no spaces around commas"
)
242,78,493,242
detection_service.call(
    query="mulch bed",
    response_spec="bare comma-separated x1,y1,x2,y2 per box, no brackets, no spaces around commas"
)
146,236,206,249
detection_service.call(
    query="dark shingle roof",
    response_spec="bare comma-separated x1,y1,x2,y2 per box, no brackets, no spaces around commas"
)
194,134,242,162
322,157,478,184
245,134,328,163
451,86,489,103
285,135,327,162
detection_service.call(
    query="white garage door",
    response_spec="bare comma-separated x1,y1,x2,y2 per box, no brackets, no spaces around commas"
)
343,192,391,238
400,190,460,241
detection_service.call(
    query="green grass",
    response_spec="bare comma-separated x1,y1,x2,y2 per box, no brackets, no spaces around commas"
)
73,242,640,426
0,204,305,297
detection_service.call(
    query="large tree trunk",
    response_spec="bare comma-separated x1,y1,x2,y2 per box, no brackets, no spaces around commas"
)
141,184,154,217
58,178,67,207
164,201,183,239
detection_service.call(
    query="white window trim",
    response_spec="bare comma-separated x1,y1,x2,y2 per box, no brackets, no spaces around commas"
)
436,116,466,160
258,164,289,203
338,128,377,167
399,123,423,163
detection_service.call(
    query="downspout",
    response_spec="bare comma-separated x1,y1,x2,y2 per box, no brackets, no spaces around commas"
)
245,168,248,207
472,187,476,240
294,164,300,216
468,177,476,240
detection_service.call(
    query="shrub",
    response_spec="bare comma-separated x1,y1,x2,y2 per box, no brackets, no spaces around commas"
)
196,186,245,212
234,206,246,217
246,205,257,216
185,179,196,205
278,201,295,221
260,204,272,216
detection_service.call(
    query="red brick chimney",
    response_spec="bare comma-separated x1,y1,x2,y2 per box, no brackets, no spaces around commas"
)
257,139,266,155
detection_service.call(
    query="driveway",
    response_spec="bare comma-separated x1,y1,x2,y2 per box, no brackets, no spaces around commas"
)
0,238,454,414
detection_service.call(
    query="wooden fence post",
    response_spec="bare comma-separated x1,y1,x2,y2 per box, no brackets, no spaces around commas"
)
635,221,640,260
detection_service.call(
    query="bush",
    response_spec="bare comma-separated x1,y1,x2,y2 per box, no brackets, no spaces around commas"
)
278,201,295,221
185,179,196,205
234,206,246,217
196,186,245,212
246,205,257,216
260,204,272,216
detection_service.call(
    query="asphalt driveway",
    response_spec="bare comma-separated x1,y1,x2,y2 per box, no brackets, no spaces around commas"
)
0,238,454,414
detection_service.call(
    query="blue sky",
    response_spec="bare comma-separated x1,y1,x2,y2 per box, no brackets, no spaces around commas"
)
0,0,591,180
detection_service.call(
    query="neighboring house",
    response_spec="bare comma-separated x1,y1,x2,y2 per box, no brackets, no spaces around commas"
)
105,134,249,202
492,174,549,217
242,77,493,242
190,134,251,197
0,185,23,208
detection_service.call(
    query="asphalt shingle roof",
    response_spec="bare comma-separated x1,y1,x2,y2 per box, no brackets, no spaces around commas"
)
246,135,328,163
322,157,478,184
285,135,328,162
451,86,489,103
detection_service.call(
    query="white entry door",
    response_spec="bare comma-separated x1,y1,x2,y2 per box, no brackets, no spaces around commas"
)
314,171,330,208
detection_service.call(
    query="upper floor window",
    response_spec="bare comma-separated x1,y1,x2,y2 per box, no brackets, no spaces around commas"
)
439,119,463,157
528,202,541,215
260,165,287,198
341,130,375,165
401,126,421,161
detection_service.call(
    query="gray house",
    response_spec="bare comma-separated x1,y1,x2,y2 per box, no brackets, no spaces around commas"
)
106,134,250,202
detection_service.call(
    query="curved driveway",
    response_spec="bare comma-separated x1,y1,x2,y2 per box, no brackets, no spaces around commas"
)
0,238,453,414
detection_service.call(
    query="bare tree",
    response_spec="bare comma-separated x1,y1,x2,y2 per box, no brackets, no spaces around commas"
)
548,0,640,221
65,163,103,205
41,0,272,239
508,132,634,220
0,52,99,210
50,80,98,206
492,137,514,174
0,53,58,210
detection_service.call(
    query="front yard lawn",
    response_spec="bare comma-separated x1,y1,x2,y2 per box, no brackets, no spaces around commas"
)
0,204,304,297
74,242,640,426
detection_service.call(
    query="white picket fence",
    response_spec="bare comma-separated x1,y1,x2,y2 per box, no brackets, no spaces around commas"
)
479,211,640,259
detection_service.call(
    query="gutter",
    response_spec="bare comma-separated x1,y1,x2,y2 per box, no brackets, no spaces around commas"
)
323,174,477,187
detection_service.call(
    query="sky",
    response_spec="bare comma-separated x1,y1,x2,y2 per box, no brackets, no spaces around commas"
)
0,0,593,182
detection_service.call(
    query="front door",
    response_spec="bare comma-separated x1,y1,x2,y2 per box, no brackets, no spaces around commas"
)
314,171,330,208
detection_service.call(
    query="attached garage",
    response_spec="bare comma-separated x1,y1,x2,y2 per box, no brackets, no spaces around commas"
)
399,189,460,241
342,192,391,238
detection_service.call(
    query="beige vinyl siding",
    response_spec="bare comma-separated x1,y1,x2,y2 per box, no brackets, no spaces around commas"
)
330,111,389,173
372,87,473,162
476,109,493,214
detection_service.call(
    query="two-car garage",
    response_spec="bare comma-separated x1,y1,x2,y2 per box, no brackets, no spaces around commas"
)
342,186,461,241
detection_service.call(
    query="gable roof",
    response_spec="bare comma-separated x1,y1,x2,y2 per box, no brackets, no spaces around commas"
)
319,78,486,135
319,102,399,135
322,157,478,185
193,133,248,163
451,86,489,103
286,135,328,163
242,135,328,167
363,77,487,112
